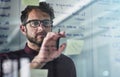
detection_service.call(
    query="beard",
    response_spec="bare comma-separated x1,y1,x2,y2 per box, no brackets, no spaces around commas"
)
26,32,47,47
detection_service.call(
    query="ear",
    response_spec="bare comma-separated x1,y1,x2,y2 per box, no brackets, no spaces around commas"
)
20,25,27,35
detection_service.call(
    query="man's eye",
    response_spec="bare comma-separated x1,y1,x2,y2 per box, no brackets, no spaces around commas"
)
43,21,48,25
31,21,39,26
43,21,50,25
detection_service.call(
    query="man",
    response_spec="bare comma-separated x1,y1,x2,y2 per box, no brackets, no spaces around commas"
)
0,2,76,77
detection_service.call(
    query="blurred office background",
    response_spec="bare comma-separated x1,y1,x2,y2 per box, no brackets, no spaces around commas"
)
0,0,120,77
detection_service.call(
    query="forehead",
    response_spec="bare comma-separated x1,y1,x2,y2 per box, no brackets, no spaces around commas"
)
27,9,50,20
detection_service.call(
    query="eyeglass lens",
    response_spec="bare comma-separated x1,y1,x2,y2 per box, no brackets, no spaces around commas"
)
24,19,52,27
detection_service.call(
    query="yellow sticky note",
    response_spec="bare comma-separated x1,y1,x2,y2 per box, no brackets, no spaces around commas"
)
64,39,84,55
31,69,48,77
22,0,39,6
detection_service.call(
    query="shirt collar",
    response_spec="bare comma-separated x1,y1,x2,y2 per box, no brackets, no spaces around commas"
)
24,43,39,56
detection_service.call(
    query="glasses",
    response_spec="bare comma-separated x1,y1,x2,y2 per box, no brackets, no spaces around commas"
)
23,19,52,28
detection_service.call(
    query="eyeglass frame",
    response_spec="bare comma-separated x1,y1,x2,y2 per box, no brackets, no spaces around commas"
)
22,19,53,28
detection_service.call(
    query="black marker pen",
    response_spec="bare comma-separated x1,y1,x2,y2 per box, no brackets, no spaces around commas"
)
56,29,60,49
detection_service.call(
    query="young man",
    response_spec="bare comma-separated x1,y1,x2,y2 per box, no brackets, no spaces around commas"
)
0,2,76,77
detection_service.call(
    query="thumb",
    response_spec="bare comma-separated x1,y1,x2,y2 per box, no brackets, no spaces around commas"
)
58,43,66,53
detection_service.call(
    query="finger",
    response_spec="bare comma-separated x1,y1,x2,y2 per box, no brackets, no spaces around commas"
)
58,43,66,52
52,43,66,59
59,31,66,37
41,32,57,47
40,43,66,62
46,32,65,41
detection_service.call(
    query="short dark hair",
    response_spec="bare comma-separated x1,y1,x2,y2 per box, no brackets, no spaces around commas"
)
20,2,55,24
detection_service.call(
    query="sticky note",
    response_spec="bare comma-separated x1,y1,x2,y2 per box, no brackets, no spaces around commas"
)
22,0,39,6
31,69,48,77
40,0,46,2
64,39,84,55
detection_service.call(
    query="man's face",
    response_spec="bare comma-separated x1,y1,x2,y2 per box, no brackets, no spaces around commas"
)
23,9,52,46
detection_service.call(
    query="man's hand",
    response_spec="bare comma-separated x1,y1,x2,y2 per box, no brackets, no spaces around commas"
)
30,31,66,68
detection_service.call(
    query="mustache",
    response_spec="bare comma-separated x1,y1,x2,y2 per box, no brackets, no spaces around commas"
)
36,31,47,37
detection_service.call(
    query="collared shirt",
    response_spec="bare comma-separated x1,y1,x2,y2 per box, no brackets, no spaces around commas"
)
0,44,76,77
